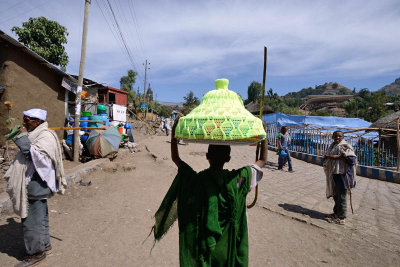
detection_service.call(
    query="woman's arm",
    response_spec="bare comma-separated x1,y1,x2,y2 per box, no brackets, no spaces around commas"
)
254,139,267,168
171,117,182,167
277,135,283,150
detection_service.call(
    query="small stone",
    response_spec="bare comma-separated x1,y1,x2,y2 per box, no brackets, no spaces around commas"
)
122,164,136,172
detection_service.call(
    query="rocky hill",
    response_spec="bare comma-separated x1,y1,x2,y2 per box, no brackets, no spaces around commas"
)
378,77,400,95
284,82,352,99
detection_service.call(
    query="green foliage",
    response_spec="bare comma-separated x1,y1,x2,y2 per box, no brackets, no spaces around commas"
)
242,79,399,123
181,91,200,115
264,88,281,111
120,69,137,91
343,89,394,122
285,86,325,99
310,110,331,116
159,105,173,117
280,106,301,115
12,17,69,69
366,92,388,122
247,81,262,102
344,100,358,117
146,85,153,102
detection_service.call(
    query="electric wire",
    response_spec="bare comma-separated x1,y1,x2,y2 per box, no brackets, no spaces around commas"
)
105,0,143,79
114,0,145,64
0,0,52,26
94,0,127,59
128,0,146,54
97,0,144,81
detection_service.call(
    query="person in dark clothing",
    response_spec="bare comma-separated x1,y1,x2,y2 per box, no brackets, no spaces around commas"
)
323,131,357,225
277,126,293,172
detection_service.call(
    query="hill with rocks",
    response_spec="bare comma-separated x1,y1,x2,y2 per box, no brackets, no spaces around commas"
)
378,77,400,95
284,82,352,99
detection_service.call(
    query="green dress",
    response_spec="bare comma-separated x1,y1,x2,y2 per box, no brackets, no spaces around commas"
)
153,161,252,267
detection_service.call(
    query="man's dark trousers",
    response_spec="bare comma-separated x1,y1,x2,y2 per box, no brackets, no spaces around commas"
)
22,174,51,255
333,174,347,219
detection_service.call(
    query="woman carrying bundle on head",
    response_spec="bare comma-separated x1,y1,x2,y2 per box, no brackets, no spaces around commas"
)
151,79,267,266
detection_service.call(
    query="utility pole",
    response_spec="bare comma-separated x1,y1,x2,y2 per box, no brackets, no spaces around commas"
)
146,82,150,115
143,59,149,120
73,0,91,162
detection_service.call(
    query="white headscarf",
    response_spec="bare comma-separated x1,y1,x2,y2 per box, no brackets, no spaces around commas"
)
23,109,47,121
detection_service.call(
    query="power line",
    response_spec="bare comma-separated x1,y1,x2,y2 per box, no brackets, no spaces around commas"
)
95,0,145,81
0,0,29,17
0,0,52,26
114,0,145,64
104,0,147,79
128,0,146,54
94,0,126,59
105,0,143,79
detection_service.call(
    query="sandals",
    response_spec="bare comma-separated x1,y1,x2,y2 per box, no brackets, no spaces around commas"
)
325,213,337,219
326,214,345,225
45,243,52,255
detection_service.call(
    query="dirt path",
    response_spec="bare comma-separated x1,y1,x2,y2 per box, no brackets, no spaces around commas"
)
0,134,398,266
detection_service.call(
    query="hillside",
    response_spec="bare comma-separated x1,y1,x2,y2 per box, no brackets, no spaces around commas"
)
157,101,184,108
284,82,352,99
378,77,400,95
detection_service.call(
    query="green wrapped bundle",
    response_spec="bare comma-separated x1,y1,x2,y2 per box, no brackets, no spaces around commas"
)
5,125,21,140
175,78,266,145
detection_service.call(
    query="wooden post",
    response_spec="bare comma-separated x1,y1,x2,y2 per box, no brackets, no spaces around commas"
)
397,118,400,172
74,0,91,162
305,126,309,153
247,46,267,209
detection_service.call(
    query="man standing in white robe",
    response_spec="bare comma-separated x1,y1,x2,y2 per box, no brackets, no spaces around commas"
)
4,109,66,267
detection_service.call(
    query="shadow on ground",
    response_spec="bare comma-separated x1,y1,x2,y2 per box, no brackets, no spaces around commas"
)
0,217,24,260
263,161,279,171
278,203,327,221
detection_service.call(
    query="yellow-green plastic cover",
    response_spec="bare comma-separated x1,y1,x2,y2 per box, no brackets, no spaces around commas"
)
175,78,266,144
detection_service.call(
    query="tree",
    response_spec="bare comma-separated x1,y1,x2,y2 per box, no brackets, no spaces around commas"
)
12,17,69,70
310,110,331,116
120,69,138,91
146,84,153,102
345,100,358,117
159,105,173,117
247,81,262,102
366,92,387,122
181,91,200,115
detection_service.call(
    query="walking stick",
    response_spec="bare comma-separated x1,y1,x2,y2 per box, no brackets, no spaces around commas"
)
247,46,267,209
345,173,354,214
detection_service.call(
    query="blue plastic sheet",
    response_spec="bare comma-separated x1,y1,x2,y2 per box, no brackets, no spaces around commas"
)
263,112,371,129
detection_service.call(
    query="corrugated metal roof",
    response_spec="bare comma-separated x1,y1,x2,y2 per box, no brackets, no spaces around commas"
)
0,30,77,85
99,86,129,95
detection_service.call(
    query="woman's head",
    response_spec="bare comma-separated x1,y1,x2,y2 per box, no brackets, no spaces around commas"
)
206,145,231,168
280,126,288,134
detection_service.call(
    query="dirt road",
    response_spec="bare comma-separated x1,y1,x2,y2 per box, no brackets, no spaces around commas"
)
0,133,398,266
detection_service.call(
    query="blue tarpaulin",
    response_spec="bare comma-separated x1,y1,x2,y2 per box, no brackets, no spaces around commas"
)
263,112,371,129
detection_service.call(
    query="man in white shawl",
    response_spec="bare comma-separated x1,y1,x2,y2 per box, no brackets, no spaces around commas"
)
323,131,356,225
4,109,66,267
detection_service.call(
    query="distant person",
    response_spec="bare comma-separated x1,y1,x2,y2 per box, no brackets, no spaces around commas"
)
4,109,66,267
124,123,134,142
152,117,266,266
323,131,356,225
160,119,165,134
277,126,293,172
165,118,172,136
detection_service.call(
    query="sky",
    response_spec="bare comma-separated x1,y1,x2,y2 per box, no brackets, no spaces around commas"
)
1,0,399,102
